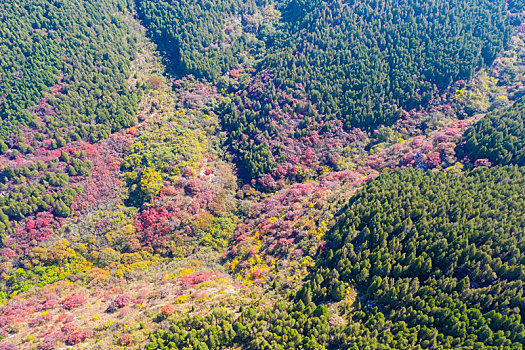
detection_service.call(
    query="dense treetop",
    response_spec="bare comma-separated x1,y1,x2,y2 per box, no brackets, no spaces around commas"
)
136,0,270,80
508,0,525,13
265,0,510,127
137,0,511,180
301,167,525,349
145,295,427,349
0,0,140,147
458,95,525,166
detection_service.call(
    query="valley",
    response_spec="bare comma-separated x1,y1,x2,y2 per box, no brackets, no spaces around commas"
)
0,1,524,349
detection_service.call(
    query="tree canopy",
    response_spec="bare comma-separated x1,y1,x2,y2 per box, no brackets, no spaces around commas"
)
458,96,525,166
0,0,140,148
137,0,511,180
301,166,525,349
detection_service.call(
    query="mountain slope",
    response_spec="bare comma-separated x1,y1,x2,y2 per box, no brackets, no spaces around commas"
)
1,0,525,349
0,0,139,147
457,95,525,165
303,166,525,348
137,0,511,181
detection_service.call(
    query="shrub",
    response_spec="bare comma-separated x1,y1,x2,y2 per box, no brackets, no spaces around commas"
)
38,339,57,350
106,295,130,313
66,329,93,345
62,292,87,310
161,304,176,317
0,343,16,350
119,333,132,346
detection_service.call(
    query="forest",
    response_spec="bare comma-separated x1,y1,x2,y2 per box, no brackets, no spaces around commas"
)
137,0,511,180
458,95,525,166
0,0,524,348
0,0,140,148
0,0,143,274
147,167,525,349
306,167,525,348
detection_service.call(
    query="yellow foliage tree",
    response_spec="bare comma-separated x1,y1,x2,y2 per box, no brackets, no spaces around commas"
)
140,167,164,200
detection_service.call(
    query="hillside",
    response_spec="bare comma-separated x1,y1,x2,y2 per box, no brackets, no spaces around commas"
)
457,95,525,166
146,166,525,350
137,0,511,180
1,0,525,349
306,167,525,348
0,0,140,146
